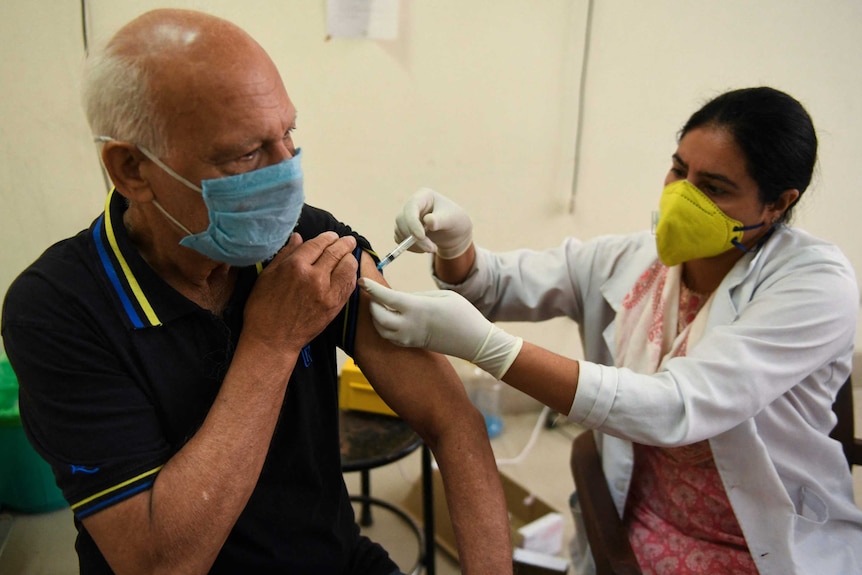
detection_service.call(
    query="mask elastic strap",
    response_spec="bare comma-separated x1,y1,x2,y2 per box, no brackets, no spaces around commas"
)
96,136,203,193
731,222,776,254
732,222,766,233
136,146,204,193
96,136,199,237
152,200,195,237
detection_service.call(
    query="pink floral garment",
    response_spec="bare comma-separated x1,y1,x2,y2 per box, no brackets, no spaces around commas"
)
617,262,757,574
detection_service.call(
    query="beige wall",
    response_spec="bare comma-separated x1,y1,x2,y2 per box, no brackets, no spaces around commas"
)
2,0,861,362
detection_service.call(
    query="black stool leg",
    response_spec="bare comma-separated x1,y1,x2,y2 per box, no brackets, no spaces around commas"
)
422,445,435,575
359,468,373,526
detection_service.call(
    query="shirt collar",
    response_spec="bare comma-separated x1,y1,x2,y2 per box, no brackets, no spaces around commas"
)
91,189,261,329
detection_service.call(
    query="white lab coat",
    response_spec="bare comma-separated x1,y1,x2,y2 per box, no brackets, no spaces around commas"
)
438,225,862,575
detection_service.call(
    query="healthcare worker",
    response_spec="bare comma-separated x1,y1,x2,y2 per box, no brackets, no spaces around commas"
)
360,87,862,574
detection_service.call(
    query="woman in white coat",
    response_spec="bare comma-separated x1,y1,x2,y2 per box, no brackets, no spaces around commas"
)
360,87,862,574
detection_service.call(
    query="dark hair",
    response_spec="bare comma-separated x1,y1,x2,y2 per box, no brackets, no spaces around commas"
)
680,87,817,223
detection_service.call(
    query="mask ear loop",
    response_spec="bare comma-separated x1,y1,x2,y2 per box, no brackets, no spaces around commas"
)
151,200,195,236
135,145,204,194
731,221,776,253
97,136,205,193
96,136,200,237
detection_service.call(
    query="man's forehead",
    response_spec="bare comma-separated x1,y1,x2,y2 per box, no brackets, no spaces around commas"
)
167,102,297,163
156,62,295,144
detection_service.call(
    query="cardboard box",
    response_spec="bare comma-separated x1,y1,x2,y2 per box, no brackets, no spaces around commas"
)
339,357,397,417
402,467,566,566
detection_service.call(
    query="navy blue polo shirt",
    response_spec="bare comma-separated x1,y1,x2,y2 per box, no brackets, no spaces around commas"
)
1,190,396,574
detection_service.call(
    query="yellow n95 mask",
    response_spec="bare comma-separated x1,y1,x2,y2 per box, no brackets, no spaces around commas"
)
654,180,764,267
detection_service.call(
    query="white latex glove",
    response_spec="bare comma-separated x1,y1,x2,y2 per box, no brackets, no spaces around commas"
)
360,278,523,380
394,188,473,259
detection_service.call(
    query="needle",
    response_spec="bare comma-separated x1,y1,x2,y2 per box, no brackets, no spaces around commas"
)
376,235,417,271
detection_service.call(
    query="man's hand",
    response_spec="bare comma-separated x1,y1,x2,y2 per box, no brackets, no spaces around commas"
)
359,278,522,379
394,188,473,259
244,231,358,352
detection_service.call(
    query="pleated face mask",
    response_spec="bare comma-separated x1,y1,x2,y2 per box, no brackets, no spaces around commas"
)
140,145,305,267
654,179,763,267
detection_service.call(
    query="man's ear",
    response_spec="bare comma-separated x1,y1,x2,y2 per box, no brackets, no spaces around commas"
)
100,141,154,202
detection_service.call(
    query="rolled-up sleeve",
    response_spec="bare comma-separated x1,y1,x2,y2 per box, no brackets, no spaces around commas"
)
568,360,618,428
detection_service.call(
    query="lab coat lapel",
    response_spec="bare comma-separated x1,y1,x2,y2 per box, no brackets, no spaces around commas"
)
704,228,782,330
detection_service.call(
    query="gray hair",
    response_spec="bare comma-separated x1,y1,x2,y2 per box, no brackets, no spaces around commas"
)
81,39,169,156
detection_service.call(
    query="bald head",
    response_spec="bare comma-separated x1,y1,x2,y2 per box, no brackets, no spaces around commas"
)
109,9,263,71
83,9,285,155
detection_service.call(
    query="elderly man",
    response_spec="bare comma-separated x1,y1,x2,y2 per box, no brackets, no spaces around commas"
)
0,9,511,575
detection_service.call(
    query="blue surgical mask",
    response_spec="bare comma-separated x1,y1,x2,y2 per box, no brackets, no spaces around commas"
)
136,145,305,266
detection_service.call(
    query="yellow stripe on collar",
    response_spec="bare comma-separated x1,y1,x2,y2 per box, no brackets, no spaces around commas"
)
103,190,162,327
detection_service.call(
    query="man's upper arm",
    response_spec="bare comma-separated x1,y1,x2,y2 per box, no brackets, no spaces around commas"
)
351,251,473,435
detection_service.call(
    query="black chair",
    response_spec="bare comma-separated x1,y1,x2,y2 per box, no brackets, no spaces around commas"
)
830,376,862,468
569,375,861,575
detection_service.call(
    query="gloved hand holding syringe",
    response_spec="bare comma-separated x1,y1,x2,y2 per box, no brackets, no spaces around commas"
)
377,187,474,273
364,187,521,379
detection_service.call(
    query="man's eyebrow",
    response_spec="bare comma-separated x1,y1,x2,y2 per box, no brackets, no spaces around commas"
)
672,154,739,189
208,141,257,162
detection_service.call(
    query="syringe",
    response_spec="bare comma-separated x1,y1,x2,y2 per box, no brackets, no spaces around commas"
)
376,235,417,271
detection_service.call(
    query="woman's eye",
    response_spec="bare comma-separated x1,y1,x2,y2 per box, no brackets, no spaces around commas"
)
705,184,726,196
669,167,685,178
